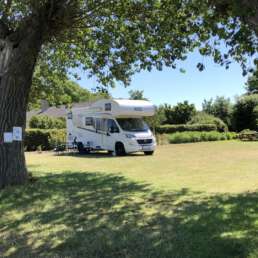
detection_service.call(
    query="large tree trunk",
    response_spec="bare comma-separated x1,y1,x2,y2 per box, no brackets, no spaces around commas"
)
0,28,42,189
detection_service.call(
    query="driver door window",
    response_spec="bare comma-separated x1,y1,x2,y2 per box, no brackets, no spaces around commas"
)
107,119,119,133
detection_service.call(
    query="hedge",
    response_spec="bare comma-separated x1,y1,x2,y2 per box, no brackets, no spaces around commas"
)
239,129,258,141
156,124,218,134
25,129,66,151
188,113,228,132
168,131,238,144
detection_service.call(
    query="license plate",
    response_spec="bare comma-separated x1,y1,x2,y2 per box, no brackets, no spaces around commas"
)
142,146,151,151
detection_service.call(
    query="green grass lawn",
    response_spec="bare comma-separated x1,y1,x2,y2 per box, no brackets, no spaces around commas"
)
1,141,258,258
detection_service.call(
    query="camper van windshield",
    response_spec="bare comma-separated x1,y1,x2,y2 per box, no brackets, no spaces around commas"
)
117,118,148,132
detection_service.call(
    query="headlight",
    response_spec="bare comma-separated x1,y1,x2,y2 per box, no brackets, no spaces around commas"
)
125,133,136,139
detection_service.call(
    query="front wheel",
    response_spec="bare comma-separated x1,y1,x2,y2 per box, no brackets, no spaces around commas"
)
144,151,154,155
115,142,126,156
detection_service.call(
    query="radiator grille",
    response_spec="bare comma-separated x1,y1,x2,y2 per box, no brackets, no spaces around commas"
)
137,139,152,144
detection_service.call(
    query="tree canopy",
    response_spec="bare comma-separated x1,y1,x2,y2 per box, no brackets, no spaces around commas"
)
245,65,258,94
1,0,258,88
161,101,196,124
29,65,110,110
202,96,233,127
128,90,147,100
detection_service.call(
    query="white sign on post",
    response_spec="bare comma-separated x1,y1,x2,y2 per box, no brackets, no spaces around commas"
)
4,132,13,143
13,127,22,141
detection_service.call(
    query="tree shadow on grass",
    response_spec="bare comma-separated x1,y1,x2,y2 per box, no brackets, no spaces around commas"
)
0,172,258,258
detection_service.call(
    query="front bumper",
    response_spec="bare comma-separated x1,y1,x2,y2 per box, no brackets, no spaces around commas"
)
125,139,156,153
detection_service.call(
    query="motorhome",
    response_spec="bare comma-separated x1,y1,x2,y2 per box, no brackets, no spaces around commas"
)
67,99,156,155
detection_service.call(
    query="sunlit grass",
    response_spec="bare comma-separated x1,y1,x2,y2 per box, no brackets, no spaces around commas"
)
27,141,258,193
1,141,258,258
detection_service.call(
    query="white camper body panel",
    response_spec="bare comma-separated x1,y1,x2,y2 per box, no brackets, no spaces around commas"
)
90,99,155,117
67,99,156,154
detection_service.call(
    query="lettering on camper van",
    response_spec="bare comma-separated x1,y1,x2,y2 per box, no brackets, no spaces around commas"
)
134,107,143,111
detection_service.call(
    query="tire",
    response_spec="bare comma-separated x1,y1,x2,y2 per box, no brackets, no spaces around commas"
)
115,142,126,156
77,142,89,154
144,151,154,155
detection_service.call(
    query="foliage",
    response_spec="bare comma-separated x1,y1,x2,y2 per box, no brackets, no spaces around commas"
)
245,64,258,94
156,124,218,134
188,112,228,132
168,131,237,144
1,0,258,88
29,66,110,110
246,75,258,95
239,129,258,141
155,133,170,145
25,129,66,151
29,115,66,129
202,96,233,127
128,90,147,100
161,101,196,124
145,106,166,132
232,94,258,131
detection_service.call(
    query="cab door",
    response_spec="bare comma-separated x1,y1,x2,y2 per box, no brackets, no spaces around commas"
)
103,119,120,151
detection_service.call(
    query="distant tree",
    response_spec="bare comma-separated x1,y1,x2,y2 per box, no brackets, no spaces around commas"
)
161,104,174,124
232,95,258,132
128,90,147,100
145,106,166,131
29,116,66,129
29,66,110,110
172,101,197,124
202,99,214,115
202,96,233,127
162,101,196,124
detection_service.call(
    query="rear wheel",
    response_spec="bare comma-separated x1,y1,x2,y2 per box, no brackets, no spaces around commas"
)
77,142,90,154
115,142,126,156
144,151,154,155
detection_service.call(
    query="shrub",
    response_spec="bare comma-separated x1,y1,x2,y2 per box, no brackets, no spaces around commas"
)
239,129,258,141
161,101,196,124
156,134,170,145
29,115,66,129
202,96,233,128
145,106,166,131
25,129,66,151
232,94,258,132
188,112,228,132
168,131,237,144
156,124,217,134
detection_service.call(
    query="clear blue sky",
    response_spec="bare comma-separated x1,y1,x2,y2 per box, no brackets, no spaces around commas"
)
75,50,251,110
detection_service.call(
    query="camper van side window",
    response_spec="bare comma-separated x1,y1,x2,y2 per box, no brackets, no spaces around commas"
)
105,103,111,111
85,117,93,126
95,118,106,131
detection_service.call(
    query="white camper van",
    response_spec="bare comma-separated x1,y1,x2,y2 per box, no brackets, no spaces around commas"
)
67,99,156,156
